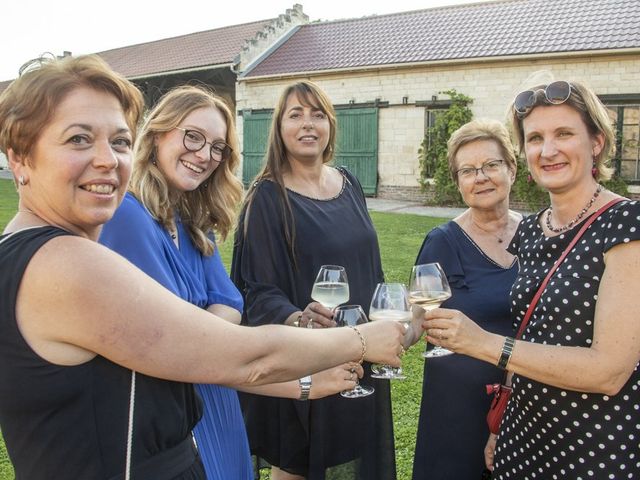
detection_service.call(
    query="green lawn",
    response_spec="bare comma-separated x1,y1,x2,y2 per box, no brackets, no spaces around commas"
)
0,178,447,480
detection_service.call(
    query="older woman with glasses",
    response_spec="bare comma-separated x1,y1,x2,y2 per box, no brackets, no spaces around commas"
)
410,119,522,480
423,79,640,479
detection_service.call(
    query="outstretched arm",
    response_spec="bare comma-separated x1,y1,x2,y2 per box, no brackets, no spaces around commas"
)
17,236,404,387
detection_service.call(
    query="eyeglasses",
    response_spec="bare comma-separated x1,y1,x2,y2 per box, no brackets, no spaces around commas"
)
455,159,505,181
514,81,572,117
175,127,232,163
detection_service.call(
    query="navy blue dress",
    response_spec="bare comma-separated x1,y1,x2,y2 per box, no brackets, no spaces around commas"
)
231,168,396,480
412,221,517,480
100,193,253,480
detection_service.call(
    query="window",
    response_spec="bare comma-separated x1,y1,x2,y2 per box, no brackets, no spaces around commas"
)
603,97,640,183
422,108,447,178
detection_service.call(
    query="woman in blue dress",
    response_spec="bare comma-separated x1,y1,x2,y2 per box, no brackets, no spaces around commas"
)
411,119,522,479
100,85,365,479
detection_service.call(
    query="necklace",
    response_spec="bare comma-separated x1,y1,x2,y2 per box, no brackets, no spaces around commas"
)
545,184,602,233
470,216,508,243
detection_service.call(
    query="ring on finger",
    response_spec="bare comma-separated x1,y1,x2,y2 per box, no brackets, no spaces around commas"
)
307,316,313,329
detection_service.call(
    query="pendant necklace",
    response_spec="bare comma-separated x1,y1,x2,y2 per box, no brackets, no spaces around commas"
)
470,217,507,243
546,184,602,234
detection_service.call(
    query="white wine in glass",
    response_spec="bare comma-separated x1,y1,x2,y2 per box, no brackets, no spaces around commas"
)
369,283,412,380
409,263,453,358
334,305,375,398
311,265,349,309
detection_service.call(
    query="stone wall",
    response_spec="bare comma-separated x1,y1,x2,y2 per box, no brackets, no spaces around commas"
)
236,53,640,200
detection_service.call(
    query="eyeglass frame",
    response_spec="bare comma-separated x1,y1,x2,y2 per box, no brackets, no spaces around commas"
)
514,80,573,118
175,127,232,163
455,159,506,181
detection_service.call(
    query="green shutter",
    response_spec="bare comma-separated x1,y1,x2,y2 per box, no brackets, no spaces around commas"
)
242,111,273,187
335,108,378,195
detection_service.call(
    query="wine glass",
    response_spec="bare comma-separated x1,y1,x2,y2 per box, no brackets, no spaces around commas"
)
409,263,453,358
368,283,411,380
311,265,350,310
333,305,375,398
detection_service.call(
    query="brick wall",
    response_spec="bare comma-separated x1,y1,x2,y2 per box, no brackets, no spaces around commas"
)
236,53,640,200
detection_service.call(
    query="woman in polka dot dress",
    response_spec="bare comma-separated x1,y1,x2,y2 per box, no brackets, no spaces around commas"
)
421,79,640,479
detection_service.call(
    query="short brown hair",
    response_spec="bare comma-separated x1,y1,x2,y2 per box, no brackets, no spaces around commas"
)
0,54,143,160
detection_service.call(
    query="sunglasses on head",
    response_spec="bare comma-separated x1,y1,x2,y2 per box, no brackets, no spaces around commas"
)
514,80,572,117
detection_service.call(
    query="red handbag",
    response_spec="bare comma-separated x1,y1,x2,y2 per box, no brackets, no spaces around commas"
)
486,198,623,435
486,382,512,434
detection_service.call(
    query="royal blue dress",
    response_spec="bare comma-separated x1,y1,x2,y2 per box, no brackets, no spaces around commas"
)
412,221,517,480
100,192,253,480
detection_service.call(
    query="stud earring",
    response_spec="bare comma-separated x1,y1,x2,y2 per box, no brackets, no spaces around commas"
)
18,175,26,186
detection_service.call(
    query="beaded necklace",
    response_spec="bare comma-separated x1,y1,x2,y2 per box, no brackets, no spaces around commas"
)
545,184,602,233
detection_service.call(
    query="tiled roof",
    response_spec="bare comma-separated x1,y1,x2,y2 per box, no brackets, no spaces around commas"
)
98,19,272,78
244,0,640,77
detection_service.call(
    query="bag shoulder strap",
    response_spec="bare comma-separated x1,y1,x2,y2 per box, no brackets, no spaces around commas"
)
515,197,624,339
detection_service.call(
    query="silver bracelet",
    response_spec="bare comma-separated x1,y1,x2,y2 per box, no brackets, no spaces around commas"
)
298,375,312,401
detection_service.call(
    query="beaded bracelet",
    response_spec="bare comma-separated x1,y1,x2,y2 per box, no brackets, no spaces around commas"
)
349,326,366,364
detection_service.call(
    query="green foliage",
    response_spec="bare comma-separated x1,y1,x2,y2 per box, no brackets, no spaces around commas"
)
602,174,628,196
418,90,473,206
0,179,18,229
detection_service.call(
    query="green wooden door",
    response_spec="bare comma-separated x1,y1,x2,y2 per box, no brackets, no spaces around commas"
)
335,108,378,195
242,111,273,186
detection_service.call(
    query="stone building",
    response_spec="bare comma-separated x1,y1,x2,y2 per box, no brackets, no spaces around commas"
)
1,0,638,202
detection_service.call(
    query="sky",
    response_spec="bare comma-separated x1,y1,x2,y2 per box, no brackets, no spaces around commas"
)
0,0,494,81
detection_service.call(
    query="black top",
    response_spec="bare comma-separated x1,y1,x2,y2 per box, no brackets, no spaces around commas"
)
412,222,517,480
494,200,640,479
231,168,396,480
0,226,204,480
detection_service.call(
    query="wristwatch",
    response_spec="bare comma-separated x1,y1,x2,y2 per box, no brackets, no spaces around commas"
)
298,375,312,401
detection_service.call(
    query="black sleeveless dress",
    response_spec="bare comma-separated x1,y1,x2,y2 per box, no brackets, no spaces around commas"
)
0,226,205,480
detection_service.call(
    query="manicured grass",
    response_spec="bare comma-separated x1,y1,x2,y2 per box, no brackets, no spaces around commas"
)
0,179,449,480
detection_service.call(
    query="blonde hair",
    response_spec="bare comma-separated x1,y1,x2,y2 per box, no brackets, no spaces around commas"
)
241,81,337,263
508,80,615,181
447,119,517,183
0,54,143,161
130,85,242,255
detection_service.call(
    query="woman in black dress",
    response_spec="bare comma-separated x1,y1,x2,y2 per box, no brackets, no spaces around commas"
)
422,79,640,479
232,81,396,480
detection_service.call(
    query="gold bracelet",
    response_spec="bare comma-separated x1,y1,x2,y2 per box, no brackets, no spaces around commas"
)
349,326,366,364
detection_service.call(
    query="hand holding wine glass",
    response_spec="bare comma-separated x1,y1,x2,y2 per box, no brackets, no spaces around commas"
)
409,263,453,358
309,265,349,328
333,305,375,398
369,283,411,380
